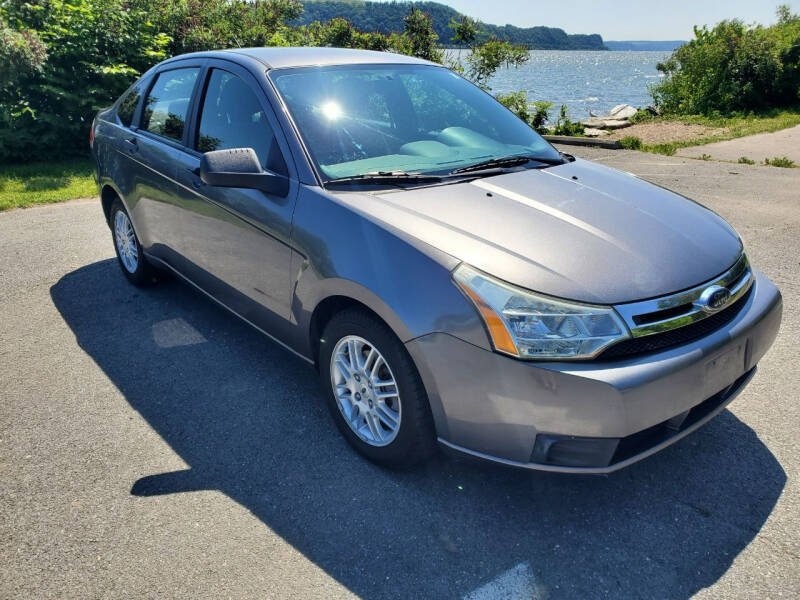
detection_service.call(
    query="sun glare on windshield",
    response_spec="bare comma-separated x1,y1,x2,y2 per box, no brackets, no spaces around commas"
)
320,101,343,121
271,65,559,180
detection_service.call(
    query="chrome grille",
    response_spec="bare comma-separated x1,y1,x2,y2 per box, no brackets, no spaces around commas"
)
613,253,753,339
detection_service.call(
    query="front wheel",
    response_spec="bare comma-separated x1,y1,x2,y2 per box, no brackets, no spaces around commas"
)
110,199,158,286
319,309,437,468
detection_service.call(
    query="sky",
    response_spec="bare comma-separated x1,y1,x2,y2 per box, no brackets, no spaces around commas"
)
371,0,793,40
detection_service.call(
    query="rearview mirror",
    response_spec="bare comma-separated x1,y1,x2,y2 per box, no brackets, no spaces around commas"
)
200,147,288,197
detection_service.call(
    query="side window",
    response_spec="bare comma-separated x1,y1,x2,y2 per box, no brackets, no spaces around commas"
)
196,69,287,175
117,80,144,127
141,67,199,142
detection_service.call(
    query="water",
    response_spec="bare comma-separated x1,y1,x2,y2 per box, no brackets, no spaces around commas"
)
477,50,672,122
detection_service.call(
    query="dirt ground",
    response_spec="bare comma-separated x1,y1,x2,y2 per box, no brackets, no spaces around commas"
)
603,120,729,144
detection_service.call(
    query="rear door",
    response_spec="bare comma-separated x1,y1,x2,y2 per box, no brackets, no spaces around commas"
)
130,62,203,254
169,60,299,331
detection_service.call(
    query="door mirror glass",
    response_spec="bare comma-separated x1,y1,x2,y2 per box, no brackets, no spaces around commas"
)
199,148,288,197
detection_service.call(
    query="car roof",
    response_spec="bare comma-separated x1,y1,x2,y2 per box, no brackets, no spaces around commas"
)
162,47,438,70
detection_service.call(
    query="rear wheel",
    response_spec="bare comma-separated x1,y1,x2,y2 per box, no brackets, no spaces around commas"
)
110,199,158,286
319,309,437,468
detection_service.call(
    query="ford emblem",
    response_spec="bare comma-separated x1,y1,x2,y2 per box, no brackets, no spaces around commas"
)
695,285,732,313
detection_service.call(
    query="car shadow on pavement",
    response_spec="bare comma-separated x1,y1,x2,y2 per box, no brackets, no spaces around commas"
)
51,260,786,599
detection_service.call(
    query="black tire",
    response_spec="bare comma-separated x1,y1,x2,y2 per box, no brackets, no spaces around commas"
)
319,308,437,468
109,199,158,286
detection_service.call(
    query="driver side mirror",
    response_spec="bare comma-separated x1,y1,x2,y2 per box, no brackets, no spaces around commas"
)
200,147,288,197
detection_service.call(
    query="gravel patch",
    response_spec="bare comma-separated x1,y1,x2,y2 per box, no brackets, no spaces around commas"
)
604,121,729,144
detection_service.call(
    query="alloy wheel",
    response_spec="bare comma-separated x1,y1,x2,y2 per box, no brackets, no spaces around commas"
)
114,210,139,273
330,335,402,447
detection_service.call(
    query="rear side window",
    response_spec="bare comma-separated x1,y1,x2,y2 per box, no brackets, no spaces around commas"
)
196,69,287,175
141,67,199,142
117,81,144,127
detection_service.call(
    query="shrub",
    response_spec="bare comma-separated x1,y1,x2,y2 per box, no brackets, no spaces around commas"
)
0,0,173,162
652,5,800,115
551,104,584,136
619,136,643,150
763,156,796,168
650,143,678,156
496,92,551,134
629,109,654,124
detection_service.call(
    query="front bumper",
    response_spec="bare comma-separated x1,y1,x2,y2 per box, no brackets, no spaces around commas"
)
406,268,782,474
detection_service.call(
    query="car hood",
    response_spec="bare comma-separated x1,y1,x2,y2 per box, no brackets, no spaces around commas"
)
333,158,742,304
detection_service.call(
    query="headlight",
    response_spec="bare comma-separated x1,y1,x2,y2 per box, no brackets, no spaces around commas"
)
453,264,630,359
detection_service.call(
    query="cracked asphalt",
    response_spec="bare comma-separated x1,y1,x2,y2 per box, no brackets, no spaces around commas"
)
1,148,798,599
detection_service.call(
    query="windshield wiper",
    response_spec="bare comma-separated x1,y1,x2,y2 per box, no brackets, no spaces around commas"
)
450,154,564,174
325,170,445,186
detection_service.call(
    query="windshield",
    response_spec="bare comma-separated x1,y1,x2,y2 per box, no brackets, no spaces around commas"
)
269,64,561,181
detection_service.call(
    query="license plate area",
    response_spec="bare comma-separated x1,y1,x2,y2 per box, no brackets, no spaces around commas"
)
703,342,746,397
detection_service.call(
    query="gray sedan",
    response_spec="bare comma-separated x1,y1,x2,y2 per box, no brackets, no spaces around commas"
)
91,47,782,472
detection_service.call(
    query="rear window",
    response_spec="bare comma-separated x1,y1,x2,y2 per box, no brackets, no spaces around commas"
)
141,67,200,142
117,82,144,127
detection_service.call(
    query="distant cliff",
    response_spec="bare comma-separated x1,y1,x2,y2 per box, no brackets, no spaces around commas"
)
605,40,685,51
293,1,608,50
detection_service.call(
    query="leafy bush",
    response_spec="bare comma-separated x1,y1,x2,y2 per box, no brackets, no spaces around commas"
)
0,0,173,161
649,143,678,156
652,5,800,114
551,105,584,136
0,1,451,162
495,92,551,134
763,156,796,168
0,19,46,87
629,108,655,124
619,136,643,150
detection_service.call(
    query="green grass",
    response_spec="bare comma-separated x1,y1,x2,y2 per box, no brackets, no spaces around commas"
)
763,156,796,168
0,159,96,211
618,136,643,150
642,109,800,156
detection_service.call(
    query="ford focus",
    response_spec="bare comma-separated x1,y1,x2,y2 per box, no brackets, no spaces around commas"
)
90,48,782,472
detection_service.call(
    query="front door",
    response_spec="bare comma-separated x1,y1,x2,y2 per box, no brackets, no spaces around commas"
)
169,62,298,332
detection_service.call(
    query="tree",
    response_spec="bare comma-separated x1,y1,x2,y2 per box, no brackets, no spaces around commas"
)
401,8,443,63
449,15,477,49
466,38,529,90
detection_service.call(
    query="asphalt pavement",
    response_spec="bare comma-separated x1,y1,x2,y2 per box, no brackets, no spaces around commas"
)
677,124,800,165
1,149,798,599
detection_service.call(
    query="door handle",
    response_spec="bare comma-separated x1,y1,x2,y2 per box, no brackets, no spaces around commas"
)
123,137,138,153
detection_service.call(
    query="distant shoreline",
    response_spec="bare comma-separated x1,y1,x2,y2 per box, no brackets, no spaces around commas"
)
605,41,685,51
442,45,680,52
